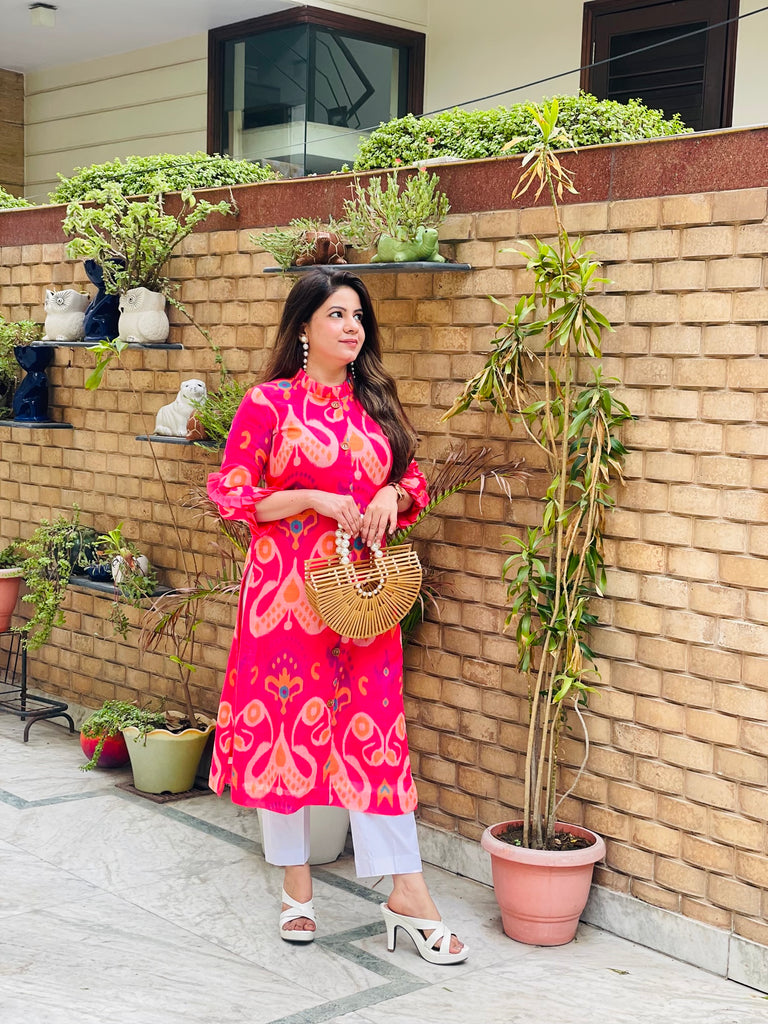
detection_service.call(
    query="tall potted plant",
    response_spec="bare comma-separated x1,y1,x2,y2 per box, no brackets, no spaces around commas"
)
444,101,632,945
341,168,450,263
62,179,234,343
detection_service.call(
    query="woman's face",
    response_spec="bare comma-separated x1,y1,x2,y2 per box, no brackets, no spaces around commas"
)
303,286,365,381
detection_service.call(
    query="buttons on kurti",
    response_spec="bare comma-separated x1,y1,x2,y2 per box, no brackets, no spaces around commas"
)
341,441,350,450
331,646,340,656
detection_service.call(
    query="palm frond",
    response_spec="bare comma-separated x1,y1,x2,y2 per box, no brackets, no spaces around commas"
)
392,444,529,544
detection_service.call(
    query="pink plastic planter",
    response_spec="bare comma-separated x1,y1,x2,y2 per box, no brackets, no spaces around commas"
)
0,570,22,632
481,820,606,946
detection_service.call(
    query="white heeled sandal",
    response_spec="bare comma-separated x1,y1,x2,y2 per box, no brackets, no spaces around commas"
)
381,903,469,965
279,888,316,943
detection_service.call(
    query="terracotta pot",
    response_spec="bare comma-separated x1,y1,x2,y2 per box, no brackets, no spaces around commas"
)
79,731,130,769
0,568,23,632
123,723,215,794
481,820,606,946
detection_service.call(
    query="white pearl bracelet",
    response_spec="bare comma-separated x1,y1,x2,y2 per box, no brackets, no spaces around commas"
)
336,526,386,599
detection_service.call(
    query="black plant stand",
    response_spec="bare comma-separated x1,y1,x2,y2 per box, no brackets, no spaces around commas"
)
0,629,74,741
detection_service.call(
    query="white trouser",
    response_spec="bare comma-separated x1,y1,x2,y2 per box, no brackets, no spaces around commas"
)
260,808,423,877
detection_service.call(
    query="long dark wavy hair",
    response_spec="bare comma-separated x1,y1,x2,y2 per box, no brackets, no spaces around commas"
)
261,269,417,481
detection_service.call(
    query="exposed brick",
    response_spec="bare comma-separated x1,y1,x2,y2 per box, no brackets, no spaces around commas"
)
681,225,735,257
708,875,762,916
654,260,706,292
680,898,732,931
650,324,702,355
658,734,714,772
706,258,762,290
629,229,679,261
661,193,713,226
656,858,708,897
632,820,681,856
710,810,765,851
627,293,679,323
701,323,757,355
711,188,767,223
732,291,768,322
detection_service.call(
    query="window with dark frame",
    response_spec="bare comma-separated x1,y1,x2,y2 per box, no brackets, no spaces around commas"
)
581,0,739,132
208,7,425,177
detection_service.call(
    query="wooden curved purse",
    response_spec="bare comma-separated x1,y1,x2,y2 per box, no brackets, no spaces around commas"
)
304,543,422,639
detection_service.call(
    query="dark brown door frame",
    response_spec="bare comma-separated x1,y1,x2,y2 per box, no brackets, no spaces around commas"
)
207,4,425,155
580,0,740,130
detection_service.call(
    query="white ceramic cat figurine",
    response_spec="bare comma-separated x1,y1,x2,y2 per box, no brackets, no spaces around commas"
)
43,289,89,341
154,379,207,437
118,287,169,344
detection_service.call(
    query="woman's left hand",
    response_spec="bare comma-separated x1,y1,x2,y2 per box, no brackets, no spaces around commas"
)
361,486,399,546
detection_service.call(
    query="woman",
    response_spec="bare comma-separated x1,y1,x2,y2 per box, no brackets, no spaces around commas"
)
207,268,467,965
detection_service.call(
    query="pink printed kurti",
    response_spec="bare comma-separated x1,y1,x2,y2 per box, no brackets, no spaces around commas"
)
207,368,428,815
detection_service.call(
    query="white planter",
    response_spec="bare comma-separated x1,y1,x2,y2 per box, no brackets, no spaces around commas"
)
111,554,150,584
118,287,169,344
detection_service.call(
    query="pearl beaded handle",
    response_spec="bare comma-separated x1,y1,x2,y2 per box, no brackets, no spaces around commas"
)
335,526,386,599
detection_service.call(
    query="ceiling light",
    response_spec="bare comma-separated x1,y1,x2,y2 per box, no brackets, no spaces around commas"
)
29,3,57,28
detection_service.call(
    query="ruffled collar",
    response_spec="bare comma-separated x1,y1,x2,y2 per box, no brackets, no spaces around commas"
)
294,367,353,401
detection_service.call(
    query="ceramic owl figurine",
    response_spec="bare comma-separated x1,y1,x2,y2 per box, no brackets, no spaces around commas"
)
118,287,170,344
154,379,207,437
42,289,89,341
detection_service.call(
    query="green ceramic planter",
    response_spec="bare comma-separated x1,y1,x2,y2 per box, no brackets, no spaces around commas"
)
372,226,445,263
123,723,215,794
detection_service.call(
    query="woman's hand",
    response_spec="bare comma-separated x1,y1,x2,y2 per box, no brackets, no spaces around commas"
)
311,492,363,536
361,486,399,546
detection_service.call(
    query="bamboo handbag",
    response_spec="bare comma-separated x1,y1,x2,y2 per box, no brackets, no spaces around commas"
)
305,534,422,640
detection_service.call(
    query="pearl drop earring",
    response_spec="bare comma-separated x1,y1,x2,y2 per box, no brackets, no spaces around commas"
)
349,361,355,379
300,334,308,371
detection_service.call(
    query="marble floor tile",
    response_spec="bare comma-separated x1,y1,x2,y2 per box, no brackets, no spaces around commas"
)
0,714,762,1024
0,838,100,918
0,891,322,1024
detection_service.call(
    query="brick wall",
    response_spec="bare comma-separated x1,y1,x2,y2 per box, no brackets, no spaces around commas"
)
1,149,767,945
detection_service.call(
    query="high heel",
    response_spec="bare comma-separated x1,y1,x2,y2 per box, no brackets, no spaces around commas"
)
279,888,316,943
381,903,468,965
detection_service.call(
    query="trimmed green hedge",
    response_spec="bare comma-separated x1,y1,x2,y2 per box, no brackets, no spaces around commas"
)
49,151,279,203
0,186,32,209
353,93,691,170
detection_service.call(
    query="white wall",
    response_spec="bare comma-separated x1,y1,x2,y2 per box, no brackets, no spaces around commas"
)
24,35,208,203
731,0,768,127
425,0,583,114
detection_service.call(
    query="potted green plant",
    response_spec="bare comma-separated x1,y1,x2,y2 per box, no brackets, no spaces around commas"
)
62,178,235,343
79,699,160,771
341,168,450,263
444,101,632,946
90,522,157,640
0,316,24,417
16,508,98,651
0,541,25,633
254,217,347,270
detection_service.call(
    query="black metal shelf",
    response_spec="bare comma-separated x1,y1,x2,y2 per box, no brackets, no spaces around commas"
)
0,629,74,741
264,262,471,275
0,420,73,429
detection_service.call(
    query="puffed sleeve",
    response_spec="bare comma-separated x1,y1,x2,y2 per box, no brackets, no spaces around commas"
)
207,386,278,534
396,458,430,529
